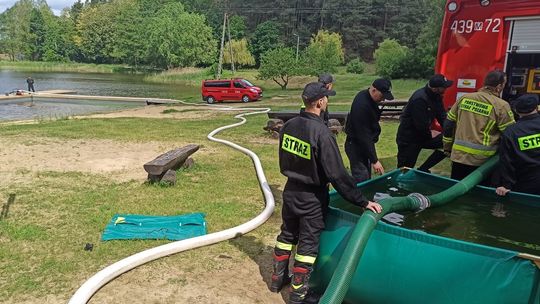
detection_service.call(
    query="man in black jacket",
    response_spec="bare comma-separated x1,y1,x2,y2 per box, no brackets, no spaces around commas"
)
271,82,382,304
496,94,540,196
396,74,453,172
345,78,394,183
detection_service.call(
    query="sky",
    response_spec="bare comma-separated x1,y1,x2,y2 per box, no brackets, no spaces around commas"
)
0,0,78,15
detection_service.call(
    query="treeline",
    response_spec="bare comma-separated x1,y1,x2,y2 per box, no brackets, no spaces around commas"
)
0,0,446,78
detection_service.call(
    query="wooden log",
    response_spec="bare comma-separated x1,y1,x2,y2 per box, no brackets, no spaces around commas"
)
160,169,177,185
182,157,195,169
143,144,200,176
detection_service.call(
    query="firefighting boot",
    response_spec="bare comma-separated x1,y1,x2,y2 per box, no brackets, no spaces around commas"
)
289,266,312,304
270,253,291,292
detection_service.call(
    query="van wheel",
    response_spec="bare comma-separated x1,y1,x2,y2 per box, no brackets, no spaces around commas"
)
242,95,250,103
206,96,215,104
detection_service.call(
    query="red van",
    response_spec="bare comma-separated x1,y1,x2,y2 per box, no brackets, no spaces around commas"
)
201,78,263,104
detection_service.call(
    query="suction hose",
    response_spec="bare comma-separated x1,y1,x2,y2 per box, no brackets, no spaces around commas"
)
69,103,274,304
319,156,499,304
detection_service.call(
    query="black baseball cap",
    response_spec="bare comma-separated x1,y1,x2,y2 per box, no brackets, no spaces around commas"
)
302,82,336,103
514,94,539,114
372,78,394,100
318,73,335,85
429,74,454,88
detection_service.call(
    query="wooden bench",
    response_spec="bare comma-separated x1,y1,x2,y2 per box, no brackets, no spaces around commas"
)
143,144,200,184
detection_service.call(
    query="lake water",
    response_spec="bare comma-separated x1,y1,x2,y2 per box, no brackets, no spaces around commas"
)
0,70,200,121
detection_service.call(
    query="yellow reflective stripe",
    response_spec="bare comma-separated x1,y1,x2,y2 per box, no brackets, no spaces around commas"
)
453,143,497,156
276,241,293,251
295,254,316,264
498,119,515,131
292,284,304,290
282,134,311,160
442,136,453,143
447,111,457,121
482,120,496,146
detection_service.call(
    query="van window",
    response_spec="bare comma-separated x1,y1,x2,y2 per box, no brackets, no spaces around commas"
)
234,81,245,88
242,79,254,87
204,81,230,88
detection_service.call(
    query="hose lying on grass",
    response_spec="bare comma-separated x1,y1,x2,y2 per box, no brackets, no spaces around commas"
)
70,101,275,304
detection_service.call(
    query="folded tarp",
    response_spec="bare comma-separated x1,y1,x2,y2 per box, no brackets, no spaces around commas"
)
102,213,206,241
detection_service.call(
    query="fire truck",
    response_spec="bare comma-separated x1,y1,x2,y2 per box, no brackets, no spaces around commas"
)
436,0,540,109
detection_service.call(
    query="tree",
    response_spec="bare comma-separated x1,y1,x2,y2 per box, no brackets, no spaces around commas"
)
223,39,255,67
0,0,33,60
228,15,246,40
145,2,216,69
259,47,299,90
76,4,115,63
250,21,280,64
301,30,344,76
374,38,409,78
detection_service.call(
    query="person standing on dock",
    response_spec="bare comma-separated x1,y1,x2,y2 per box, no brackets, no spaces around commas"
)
26,77,35,92
344,78,394,183
318,73,334,126
496,94,540,196
396,74,453,172
271,82,382,304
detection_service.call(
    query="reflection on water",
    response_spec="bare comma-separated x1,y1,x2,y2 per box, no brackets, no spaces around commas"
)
331,175,540,256
0,98,141,121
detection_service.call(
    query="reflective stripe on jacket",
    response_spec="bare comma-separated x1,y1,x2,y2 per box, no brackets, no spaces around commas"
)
443,87,515,166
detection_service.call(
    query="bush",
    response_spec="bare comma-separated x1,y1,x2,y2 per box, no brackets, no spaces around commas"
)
346,58,365,74
374,39,409,78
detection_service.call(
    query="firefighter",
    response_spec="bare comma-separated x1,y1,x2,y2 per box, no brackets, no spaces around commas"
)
396,74,453,172
272,82,382,304
300,73,334,126
443,70,515,181
344,78,394,183
496,94,540,196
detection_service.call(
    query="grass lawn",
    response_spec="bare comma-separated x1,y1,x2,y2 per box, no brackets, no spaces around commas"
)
0,67,452,302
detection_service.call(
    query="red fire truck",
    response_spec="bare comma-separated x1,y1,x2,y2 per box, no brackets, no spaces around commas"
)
436,0,540,109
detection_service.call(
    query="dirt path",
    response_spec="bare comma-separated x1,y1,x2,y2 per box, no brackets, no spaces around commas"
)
1,105,287,303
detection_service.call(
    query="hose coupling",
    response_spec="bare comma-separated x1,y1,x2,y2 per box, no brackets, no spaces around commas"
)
408,193,430,212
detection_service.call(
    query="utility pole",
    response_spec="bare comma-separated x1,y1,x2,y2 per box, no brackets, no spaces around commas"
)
217,13,227,80
293,33,300,62
226,13,235,74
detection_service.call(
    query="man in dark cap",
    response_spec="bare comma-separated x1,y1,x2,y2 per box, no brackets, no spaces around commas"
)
271,82,382,303
496,94,540,196
318,73,335,126
396,74,453,172
345,78,394,182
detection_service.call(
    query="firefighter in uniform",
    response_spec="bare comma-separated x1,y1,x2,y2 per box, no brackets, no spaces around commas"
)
300,73,334,126
272,82,382,304
443,70,515,181
396,74,453,172
496,94,540,196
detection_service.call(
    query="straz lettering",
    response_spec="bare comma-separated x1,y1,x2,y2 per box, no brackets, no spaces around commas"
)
459,98,493,117
518,133,540,151
282,134,311,160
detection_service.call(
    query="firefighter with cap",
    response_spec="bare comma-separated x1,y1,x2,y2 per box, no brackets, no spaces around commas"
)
396,74,453,172
443,70,515,181
300,73,334,126
271,82,382,303
344,78,394,183
496,94,540,196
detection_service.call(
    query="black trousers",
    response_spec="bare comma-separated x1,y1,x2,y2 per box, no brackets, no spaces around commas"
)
276,181,328,268
451,161,493,186
397,134,446,172
28,84,35,92
344,139,371,184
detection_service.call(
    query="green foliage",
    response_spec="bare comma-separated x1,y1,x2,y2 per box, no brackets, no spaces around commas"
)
227,15,246,40
250,21,280,64
258,47,298,90
301,30,344,76
346,58,365,74
374,39,409,79
223,39,255,67
145,2,217,69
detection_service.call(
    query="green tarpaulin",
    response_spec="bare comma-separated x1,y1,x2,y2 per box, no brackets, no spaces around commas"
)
102,213,206,241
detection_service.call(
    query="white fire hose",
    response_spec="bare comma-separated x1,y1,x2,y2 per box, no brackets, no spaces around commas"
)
69,101,275,303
